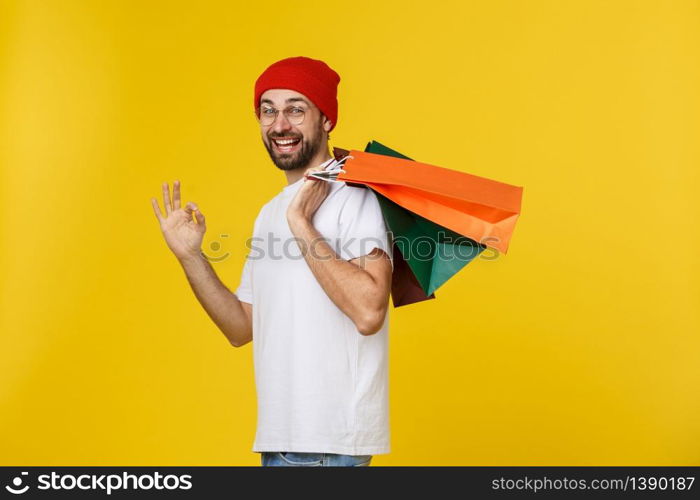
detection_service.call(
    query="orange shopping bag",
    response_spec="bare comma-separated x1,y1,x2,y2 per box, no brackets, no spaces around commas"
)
335,149,523,254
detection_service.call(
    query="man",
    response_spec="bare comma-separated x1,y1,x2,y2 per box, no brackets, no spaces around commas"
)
151,56,393,467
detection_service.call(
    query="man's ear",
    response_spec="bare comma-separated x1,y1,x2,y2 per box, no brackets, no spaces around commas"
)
322,114,333,133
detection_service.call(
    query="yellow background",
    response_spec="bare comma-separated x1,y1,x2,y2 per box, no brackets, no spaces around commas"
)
1,0,698,465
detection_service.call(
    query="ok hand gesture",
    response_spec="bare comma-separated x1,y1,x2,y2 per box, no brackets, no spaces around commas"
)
151,180,206,261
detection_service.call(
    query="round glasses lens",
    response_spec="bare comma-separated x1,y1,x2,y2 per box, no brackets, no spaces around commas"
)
259,107,276,125
286,107,305,125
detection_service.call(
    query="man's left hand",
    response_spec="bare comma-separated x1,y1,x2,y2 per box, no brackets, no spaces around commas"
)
287,165,331,224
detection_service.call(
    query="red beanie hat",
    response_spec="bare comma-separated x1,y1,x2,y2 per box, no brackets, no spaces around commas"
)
254,56,341,132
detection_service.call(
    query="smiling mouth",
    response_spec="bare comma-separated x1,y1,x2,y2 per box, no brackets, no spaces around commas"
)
271,137,302,153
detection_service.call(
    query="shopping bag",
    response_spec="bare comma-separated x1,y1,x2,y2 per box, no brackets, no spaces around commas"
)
332,141,490,307
334,144,523,254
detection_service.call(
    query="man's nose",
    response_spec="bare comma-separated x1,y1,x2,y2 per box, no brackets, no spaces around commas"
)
270,112,293,133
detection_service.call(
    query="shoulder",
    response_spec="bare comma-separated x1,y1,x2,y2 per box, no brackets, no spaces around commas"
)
332,184,387,233
249,195,277,233
332,183,382,214
257,188,288,218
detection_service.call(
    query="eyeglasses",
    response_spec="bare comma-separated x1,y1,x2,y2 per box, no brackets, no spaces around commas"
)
257,105,307,126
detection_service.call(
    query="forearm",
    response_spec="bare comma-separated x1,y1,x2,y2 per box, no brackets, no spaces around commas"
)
287,217,386,334
179,251,251,346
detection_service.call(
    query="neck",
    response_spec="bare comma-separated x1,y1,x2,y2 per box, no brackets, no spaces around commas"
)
284,146,333,185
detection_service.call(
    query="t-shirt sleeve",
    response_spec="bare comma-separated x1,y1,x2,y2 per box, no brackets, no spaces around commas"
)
235,209,263,305
234,255,253,304
337,186,394,270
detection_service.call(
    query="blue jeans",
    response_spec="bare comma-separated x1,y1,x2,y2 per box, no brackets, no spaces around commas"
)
261,451,372,467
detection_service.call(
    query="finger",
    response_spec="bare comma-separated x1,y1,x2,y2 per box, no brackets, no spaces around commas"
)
151,197,164,223
194,207,205,226
162,182,173,215
173,180,182,210
184,201,197,218
304,168,326,180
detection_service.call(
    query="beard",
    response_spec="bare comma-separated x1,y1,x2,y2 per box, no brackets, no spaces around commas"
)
263,122,325,172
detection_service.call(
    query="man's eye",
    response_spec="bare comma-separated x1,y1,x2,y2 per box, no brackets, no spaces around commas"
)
288,107,304,115
262,108,275,115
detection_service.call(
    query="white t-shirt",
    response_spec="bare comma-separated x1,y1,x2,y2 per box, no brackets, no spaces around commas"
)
235,162,394,456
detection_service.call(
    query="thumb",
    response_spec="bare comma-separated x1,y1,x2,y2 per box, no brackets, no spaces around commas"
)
194,206,205,226
184,201,197,216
